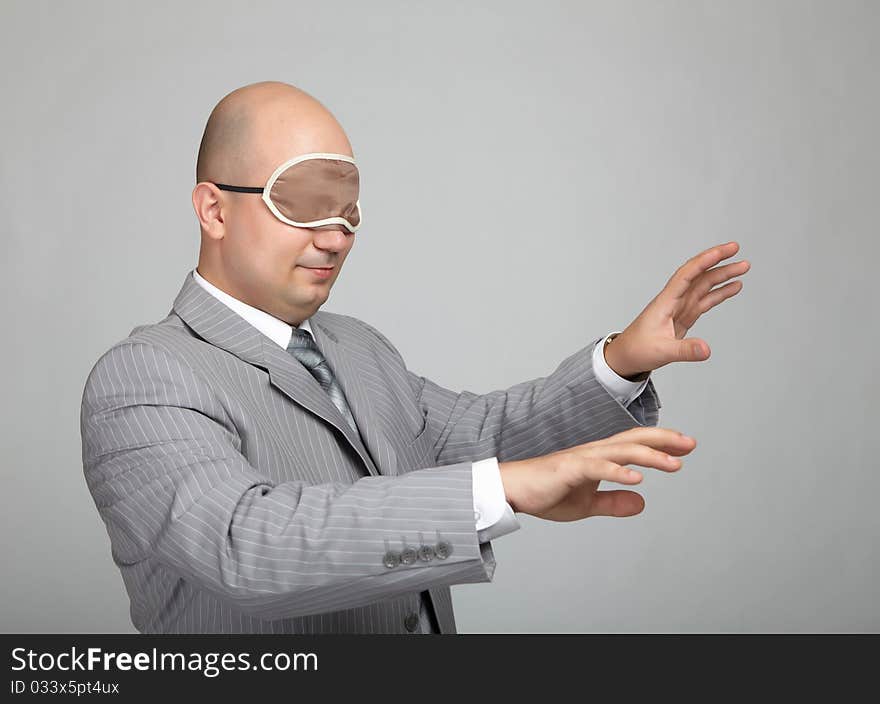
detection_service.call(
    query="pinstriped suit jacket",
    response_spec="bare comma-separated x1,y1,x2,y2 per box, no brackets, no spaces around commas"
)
79,270,662,633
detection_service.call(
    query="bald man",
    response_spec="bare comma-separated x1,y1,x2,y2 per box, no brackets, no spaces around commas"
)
80,81,747,633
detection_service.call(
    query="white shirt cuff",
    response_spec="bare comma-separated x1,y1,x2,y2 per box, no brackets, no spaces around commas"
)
472,456,521,543
592,330,650,407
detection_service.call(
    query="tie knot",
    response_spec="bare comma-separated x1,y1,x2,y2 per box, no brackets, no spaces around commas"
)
288,327,316,350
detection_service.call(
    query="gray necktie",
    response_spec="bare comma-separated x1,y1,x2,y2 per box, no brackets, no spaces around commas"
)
287,327,358,433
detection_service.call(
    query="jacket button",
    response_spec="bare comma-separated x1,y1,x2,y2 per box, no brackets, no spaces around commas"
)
400,547,418,565
417,544,435,561
435,540,452,559
383,550,400,568
404,613,420,632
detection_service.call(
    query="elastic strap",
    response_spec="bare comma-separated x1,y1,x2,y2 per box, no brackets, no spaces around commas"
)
213,183,263,193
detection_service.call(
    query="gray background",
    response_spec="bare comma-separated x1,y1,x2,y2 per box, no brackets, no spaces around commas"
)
1,0,877,633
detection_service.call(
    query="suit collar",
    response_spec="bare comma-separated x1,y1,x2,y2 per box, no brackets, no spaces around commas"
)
190,267,314,349
172,270,395,477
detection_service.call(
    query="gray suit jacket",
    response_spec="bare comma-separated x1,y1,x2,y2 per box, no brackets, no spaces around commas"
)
79,270,662,633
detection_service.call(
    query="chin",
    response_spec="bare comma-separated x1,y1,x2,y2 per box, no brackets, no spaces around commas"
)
304,288,329,307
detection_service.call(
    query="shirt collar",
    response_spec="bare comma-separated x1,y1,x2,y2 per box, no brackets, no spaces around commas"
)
191,268,312,349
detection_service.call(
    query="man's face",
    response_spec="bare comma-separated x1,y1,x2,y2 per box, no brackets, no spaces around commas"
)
219,187,355,324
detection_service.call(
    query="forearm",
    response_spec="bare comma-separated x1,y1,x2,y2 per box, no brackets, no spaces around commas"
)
420,336,661,466
96,451,497,621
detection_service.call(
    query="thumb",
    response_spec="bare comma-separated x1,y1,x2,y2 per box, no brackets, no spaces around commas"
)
587,490,645,518
665,337,711,362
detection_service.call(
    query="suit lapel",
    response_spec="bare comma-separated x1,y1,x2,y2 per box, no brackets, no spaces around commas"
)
172,271,380,477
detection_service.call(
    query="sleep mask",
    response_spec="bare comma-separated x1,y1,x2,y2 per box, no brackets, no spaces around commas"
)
209,152,362,233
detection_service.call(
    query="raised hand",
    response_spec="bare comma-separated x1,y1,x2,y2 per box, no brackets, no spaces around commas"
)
604,241,751,379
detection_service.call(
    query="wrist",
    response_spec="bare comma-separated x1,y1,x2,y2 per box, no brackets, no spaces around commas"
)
498,460,523,514
603,333,650,382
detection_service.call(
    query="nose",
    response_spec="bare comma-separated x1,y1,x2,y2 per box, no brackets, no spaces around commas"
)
312,226,353,251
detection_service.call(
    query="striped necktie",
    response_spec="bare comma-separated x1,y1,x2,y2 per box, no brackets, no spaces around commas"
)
287,327,358,433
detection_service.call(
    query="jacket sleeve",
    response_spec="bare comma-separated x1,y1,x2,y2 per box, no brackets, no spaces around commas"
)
356,320,662,467
80,341,495,622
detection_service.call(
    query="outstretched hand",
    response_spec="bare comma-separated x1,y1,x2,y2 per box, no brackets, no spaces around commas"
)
604,241,751,379
499,427,697,520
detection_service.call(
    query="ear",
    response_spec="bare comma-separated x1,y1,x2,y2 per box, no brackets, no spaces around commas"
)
192,182,226,240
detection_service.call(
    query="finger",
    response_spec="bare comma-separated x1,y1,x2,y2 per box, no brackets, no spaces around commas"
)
592,426,697,455
665,242,740,301
660,336,711,363
596,442,686,474
697,259,751,295
586,490,645,518
566,457,646,485
696,279,744,314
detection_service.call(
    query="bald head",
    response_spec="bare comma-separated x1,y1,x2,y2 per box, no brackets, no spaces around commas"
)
195,81,353,186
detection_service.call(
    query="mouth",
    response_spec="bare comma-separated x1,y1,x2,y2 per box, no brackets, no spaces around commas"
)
300,265,335,279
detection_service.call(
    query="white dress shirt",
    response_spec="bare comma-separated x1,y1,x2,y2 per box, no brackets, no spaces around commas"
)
190,268,648,544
